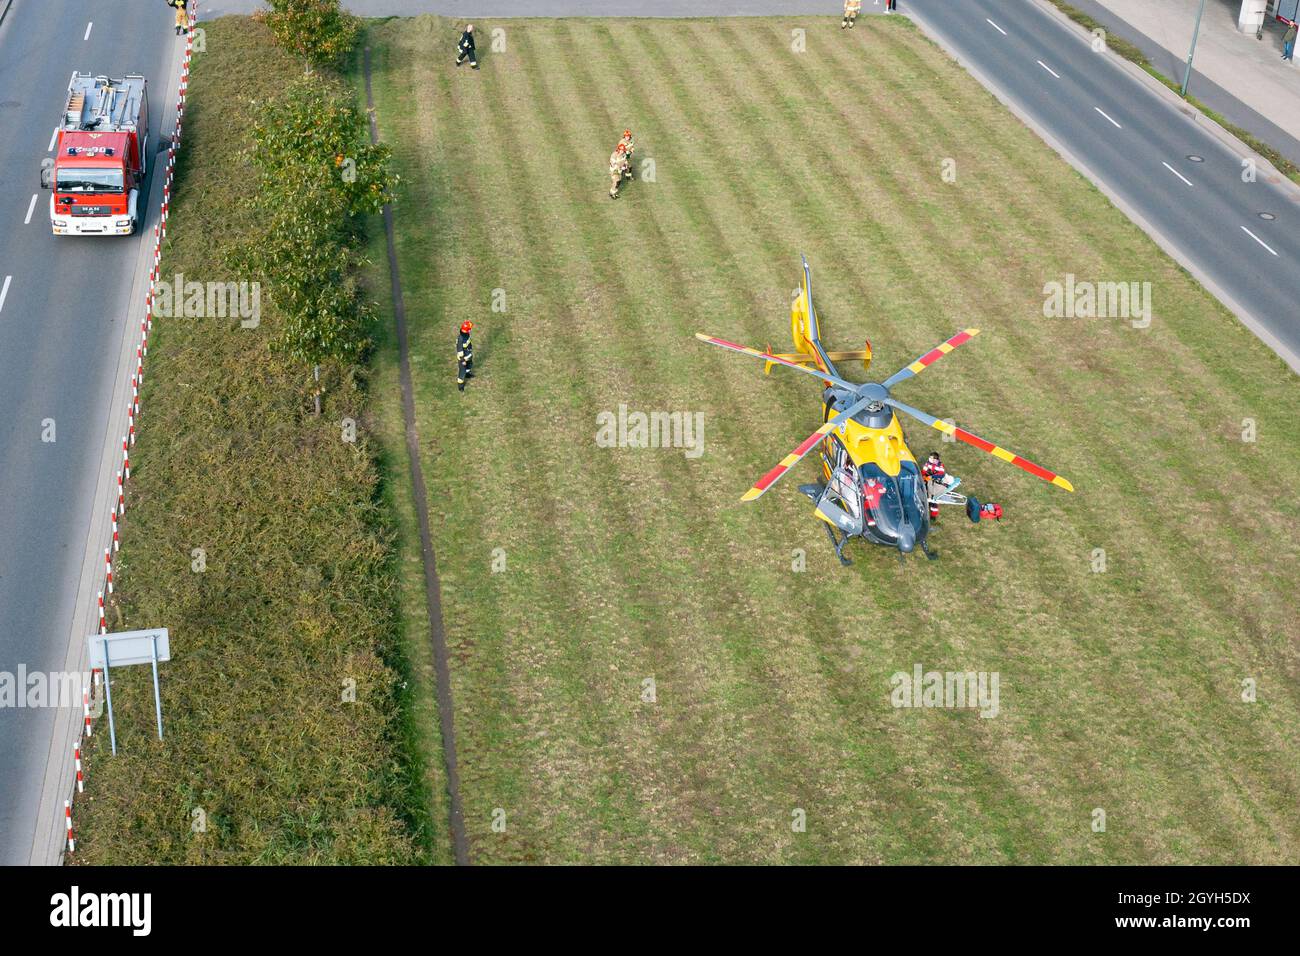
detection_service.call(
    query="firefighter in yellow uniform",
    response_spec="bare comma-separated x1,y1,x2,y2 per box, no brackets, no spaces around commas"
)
169,0,188,35
609,142,627,199
620,129,635,181
842,0,861,28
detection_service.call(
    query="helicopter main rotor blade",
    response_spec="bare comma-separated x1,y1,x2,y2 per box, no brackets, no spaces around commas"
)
884,397,1075,492
741,395,874,502
882,328,981,390
695,333,859,392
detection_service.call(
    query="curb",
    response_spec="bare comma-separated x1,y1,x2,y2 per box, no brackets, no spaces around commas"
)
903,3,1300,375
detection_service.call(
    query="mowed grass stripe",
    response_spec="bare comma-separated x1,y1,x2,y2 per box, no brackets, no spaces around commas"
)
495,26,734,861
450,32,673,860
515,22,858,862
363,17,1300,863
364,25,498,862
370,18,633,861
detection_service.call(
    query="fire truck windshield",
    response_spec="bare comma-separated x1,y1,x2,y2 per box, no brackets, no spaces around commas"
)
56,168,124,192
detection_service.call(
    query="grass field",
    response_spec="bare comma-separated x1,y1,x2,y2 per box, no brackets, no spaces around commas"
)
361,15,1300,864
74,19,424,864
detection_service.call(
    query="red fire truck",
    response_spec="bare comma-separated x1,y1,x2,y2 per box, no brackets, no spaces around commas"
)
41,73,149,236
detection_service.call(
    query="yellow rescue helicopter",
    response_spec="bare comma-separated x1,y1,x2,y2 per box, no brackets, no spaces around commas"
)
697,256,1074,565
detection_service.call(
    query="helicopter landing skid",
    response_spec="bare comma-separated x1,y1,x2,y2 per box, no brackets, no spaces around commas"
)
823,523,853,566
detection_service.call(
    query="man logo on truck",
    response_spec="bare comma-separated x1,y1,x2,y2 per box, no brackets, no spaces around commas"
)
41,73,149,237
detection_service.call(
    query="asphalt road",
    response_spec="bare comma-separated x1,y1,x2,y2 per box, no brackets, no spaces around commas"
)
1064,0,1300,170
0,0,179,864
907,0,1300,368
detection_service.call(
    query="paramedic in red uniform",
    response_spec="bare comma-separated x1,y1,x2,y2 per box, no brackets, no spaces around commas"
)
861,476,885,527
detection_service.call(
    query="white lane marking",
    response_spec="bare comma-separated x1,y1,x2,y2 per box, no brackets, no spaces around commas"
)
24,194,38,224
1241,225,1278,257
84,22,92,41
0,276,11,314
1037,60,1061,78
1162,161,1193,187
48,127,58,151
986,18,1008,35
1094,106,1123,129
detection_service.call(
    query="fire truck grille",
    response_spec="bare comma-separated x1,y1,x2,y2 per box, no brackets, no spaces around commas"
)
70,206,111,216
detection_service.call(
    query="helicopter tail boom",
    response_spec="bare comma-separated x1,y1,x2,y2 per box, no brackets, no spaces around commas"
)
793,254,864,379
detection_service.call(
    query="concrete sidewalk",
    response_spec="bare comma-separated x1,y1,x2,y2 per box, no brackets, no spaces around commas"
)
1073,0,1300,165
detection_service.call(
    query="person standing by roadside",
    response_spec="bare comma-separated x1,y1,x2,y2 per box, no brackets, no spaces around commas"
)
842,0,861,29
167,0,188,36
1284,20,1297,61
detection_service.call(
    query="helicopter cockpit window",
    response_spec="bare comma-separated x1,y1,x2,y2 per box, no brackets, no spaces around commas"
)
860,465,904,534
897,469,925,526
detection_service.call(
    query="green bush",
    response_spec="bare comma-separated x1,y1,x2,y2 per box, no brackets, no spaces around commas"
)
263,0,361,70
233,77,398,364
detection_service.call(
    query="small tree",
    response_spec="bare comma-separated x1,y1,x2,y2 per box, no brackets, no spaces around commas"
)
232,176,372,365
232,75,398,366
248,76,397,218
263,0,361,71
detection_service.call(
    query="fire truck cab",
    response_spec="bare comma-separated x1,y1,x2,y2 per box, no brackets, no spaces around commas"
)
41,73,149,237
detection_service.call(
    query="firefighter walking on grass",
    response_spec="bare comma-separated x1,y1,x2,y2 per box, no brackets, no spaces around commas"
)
167,0,188,36
609,142,629,199
619,129,635,181
842,0,861,28
457,321,475,392
456,24,479,69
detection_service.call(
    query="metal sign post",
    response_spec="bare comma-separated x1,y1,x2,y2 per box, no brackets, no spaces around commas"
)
101,639,118,756
1182,0,1209,97
150,632,164,740
87,628,171,754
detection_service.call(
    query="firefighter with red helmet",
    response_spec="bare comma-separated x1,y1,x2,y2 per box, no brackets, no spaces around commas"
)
457,321,475,392
609,142,629,199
